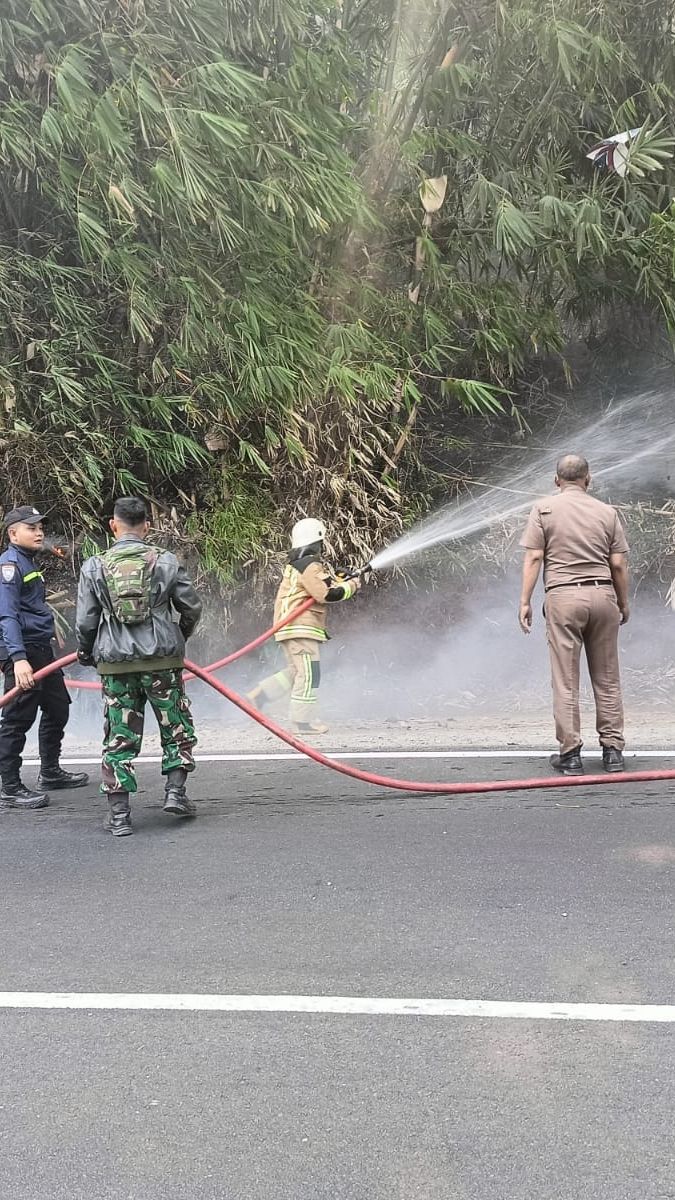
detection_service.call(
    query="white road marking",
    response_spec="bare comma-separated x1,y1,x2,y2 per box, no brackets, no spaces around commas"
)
23,749,675,766
0,992,673,1021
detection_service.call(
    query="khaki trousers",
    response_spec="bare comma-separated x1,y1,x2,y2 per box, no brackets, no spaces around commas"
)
544,585,624,755
257,638,321,724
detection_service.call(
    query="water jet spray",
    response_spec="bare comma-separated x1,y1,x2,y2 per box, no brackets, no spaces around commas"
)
367,388,675,572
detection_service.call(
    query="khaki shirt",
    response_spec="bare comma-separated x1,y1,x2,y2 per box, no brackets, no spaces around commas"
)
519,488,628,590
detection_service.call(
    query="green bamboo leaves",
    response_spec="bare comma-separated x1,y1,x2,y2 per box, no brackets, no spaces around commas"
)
0,0,672,576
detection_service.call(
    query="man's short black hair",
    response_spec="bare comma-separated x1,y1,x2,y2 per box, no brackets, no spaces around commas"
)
113,496,149,527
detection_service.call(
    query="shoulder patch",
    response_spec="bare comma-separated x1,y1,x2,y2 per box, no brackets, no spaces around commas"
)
1,563,16,583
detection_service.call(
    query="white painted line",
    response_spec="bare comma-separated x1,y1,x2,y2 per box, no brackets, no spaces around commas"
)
0,992,674,1021
23,749,675,766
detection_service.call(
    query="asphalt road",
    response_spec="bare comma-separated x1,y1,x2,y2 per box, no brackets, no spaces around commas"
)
1,755,674,1200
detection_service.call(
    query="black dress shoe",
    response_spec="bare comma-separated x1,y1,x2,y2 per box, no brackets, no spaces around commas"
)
602,747,625,773
550,749,584,776
0,781,50,809
37,766,89,789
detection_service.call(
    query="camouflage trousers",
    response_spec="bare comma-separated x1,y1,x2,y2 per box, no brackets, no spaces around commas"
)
101,670,197,795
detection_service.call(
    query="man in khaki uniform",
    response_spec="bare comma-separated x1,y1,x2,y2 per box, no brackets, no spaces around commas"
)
248,518,361,734
519,454,630,775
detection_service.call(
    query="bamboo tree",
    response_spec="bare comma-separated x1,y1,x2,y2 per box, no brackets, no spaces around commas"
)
0,0,673,577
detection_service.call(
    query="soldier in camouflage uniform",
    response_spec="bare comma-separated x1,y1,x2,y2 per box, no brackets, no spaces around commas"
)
101,670,196,795
75,497,202,837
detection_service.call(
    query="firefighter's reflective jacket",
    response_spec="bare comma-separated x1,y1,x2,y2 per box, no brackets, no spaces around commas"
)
274,548,356,643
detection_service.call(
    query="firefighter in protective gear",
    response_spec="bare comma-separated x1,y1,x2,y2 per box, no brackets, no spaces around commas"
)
248,518,361,734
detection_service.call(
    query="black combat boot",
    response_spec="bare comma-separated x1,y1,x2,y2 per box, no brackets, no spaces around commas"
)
0,779,49,810
163,768,196,818
549,748,584,776
602,747,625,773
104,794,133,836
38,765,89,790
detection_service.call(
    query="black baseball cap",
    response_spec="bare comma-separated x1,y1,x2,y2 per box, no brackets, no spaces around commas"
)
3,505,45,528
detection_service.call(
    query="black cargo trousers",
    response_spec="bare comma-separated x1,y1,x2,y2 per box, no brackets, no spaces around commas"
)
0,643,71,782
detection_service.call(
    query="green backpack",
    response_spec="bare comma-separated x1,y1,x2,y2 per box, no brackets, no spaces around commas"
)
101,543,160,625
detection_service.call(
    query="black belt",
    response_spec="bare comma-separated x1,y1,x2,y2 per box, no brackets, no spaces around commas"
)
545,579,612,593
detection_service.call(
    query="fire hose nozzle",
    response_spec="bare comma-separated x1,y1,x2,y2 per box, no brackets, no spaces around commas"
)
338,561,375,582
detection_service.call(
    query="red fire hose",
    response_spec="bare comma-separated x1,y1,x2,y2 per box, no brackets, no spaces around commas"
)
4,644,675,795
0,652,77,710
182,659,675,794
63,598,317,691
182,597,316,679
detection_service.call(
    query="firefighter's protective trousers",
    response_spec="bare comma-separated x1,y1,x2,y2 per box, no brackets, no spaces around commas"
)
257,638,321,725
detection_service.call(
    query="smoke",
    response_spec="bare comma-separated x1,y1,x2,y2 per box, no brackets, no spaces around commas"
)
47,568,674,760
318,575,675,729
27,370,675,755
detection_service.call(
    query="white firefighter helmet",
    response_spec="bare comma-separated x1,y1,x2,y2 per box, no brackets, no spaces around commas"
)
291,517,325,549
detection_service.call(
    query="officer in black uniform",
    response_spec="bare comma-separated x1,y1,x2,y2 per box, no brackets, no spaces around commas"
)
0,506,88,809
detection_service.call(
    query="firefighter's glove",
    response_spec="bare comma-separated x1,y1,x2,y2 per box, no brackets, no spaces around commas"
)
340,575,361,599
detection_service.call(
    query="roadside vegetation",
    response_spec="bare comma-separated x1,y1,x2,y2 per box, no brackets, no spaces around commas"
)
0,0,674,588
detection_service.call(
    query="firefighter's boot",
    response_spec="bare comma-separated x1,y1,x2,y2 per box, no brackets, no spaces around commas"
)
293,721,329,736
